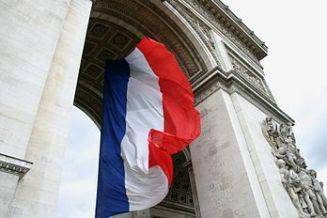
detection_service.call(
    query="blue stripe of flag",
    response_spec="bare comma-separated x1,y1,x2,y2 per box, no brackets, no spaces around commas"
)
96,59,130,217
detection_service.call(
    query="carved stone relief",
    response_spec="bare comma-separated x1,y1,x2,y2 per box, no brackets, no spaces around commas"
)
166,0,276,103
0,153,32,178
180,0,261,62
262,117,327,217
230,55,269,95
167,0,221,67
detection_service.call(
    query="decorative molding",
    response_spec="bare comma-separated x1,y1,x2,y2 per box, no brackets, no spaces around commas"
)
204,0,267,58
225,42,265,76
176,0,266,61
193,65,222,105
167,0,221,66
262,118,327,217
229,55,268,95
0,153,33,178
193,67,294,124
194,76,221,105
166,0,267,78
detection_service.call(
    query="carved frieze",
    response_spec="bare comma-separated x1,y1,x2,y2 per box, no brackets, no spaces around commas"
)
230,56,268,95
167,0,221,66
166,0,272,100
179,0,263,62
0,153,32,178
262,117,327,217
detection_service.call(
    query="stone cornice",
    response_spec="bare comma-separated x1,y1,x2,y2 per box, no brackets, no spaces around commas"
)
193,67,294,124
197,0,268,60
0,153,33,178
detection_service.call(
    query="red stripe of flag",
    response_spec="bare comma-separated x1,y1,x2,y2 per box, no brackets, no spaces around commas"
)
137,37,201,185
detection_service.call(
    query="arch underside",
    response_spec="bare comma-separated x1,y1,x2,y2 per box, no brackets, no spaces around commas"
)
73,0,208,216
74,0,208,127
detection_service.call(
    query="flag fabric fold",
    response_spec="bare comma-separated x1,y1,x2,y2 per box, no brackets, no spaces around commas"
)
96,37,201,218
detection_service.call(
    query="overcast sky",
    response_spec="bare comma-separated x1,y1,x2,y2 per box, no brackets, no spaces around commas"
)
224,0,327,182
58,0,327,217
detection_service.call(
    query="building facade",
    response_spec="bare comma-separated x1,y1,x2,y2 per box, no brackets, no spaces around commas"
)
0,0,326,217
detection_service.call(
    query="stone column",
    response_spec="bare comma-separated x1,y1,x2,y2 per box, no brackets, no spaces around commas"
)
191,89,271,218
0,0,82,216
7,0,92,217
0,0,73,159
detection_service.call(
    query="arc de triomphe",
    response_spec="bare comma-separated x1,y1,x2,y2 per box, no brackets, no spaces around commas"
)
1,0,325,217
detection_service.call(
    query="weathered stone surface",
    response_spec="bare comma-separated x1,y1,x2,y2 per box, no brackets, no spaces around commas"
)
231,93,299,217
0,172,18,216
5,0,92,217
0,0,71,159
190,89,270,218
0,0,75,216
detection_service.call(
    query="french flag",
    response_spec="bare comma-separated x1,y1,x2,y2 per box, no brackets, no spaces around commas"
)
96,37,201,217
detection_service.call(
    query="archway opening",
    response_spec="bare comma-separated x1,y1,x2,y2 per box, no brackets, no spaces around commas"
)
58,106,196,216
58,106,100,217
74,0,208,127
70,0,209,216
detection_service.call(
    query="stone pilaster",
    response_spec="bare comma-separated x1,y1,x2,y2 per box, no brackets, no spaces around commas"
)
230,93,298,217
191,89,271,218
6,0,92,217
0,0,78,216
0,0,72,159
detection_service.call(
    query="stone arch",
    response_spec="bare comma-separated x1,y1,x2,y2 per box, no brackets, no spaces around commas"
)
73,0,211,216
74,0,214,126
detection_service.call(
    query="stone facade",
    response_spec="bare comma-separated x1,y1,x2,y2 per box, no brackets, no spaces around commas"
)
0,0,318,217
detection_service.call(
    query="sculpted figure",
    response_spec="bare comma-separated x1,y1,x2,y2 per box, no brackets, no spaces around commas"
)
279,123,290,141
274,143,299,171
310,170,327,215
264,117,278,137
277,124,297,151
262,117,281,155
262,117,327,217
279,123,295,142
295,149,307,169
276,159,307,217
298,170,321,216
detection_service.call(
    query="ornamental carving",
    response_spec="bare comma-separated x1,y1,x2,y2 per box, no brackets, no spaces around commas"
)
0,153,33,178
230,56,268,94
262,117,327,217
167,0,221,66
182,0,260,61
